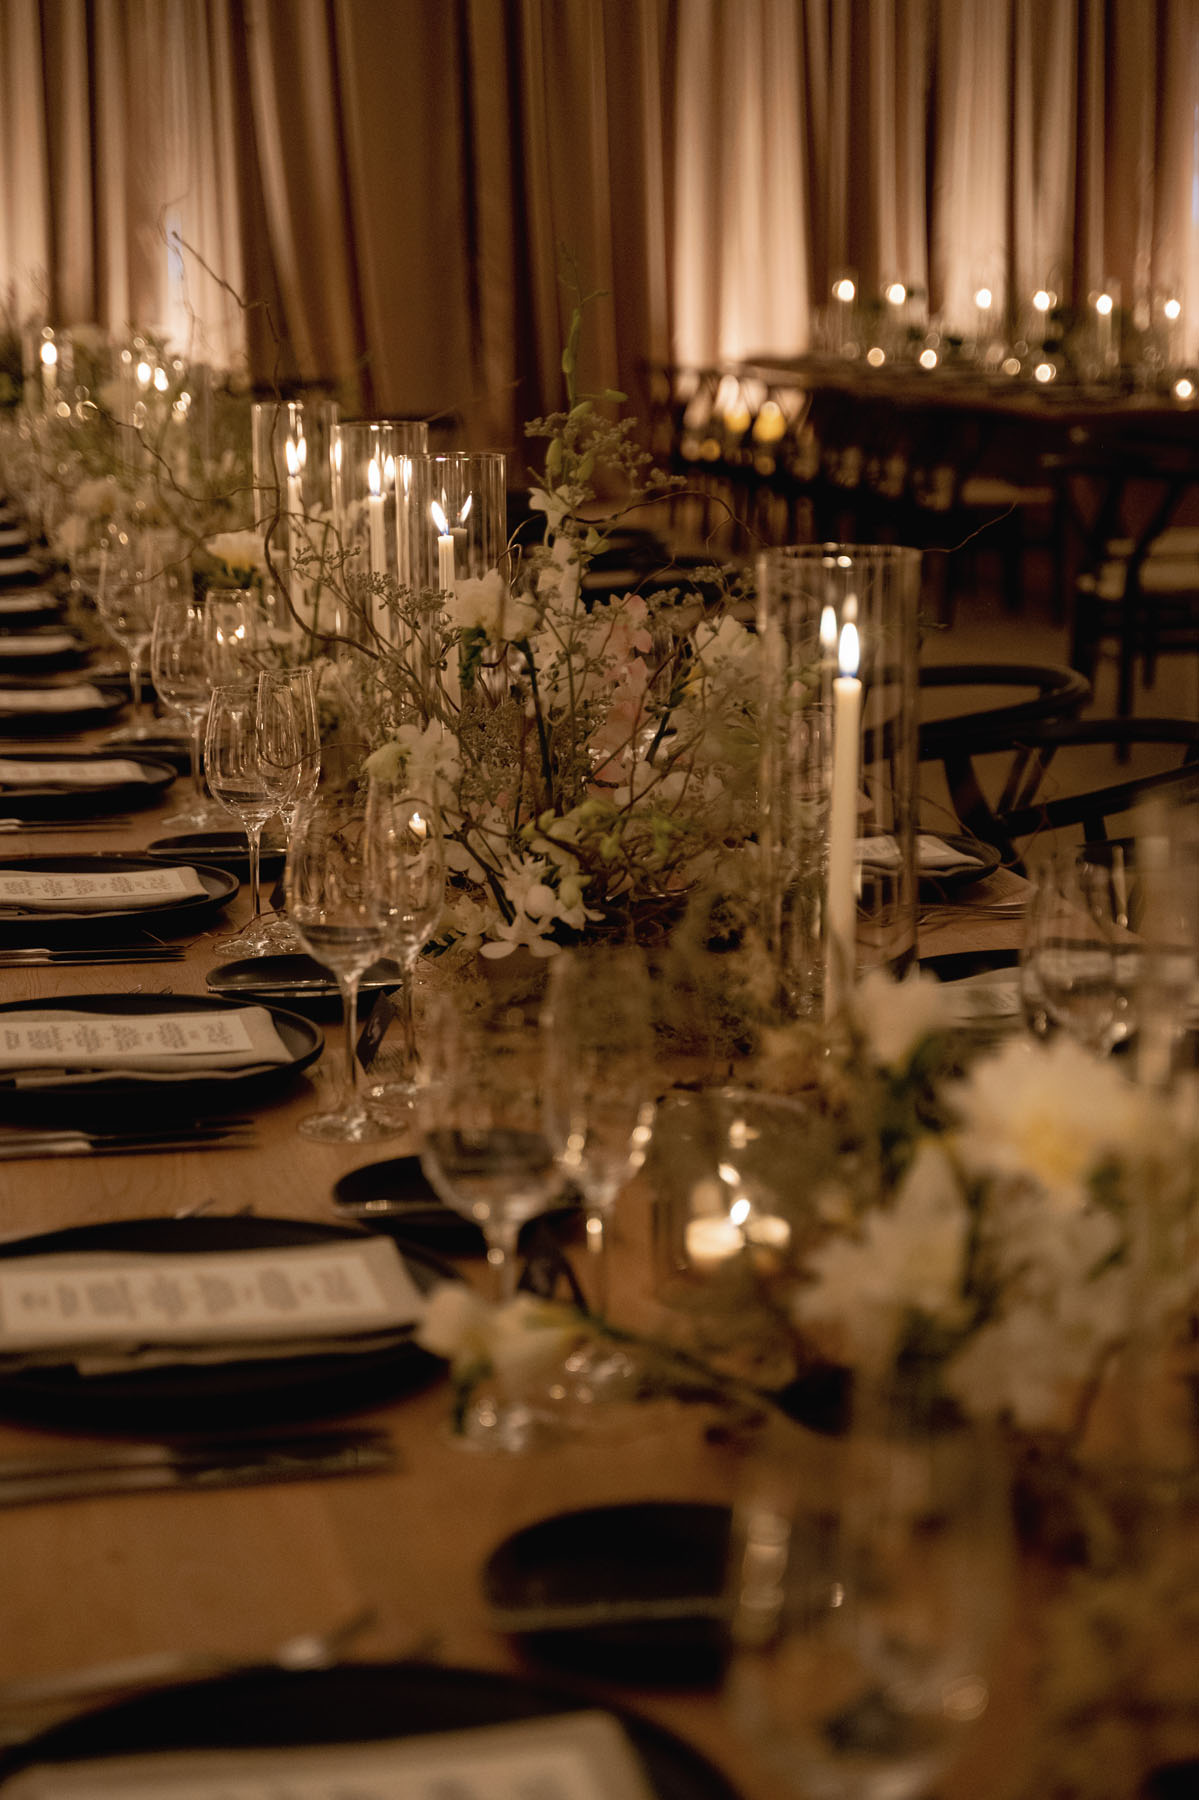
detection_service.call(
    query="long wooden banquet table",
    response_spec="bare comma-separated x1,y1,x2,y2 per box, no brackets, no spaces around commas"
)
0,731,1048,1799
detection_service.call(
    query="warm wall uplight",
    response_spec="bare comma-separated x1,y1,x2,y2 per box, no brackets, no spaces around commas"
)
866,346,886,367
884,282,907,306
1034,361,1057,383
1095,292,1114,317
974,287,993,310
1032,289,1054,314
1174,376,1195,400
918,347,939,369
832,277,856,303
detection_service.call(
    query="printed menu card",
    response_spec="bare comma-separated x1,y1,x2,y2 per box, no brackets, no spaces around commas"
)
0,1006,293,1080
0,759,159,788
0,865,206,911
0,1712,656,1799
0,684,105,712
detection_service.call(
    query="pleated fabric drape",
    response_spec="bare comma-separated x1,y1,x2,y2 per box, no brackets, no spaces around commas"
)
1,0,1197,453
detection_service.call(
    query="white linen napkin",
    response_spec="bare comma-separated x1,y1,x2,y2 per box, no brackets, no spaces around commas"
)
859,833,988,874
0,592,58,614
0,529,29,550
0,684,107,714
0,865,206,912
0,1236,428,1372
0,1005,291,1079
0,1711,655,1799
0,758,160,789
0,557,42,580
0,633,78,656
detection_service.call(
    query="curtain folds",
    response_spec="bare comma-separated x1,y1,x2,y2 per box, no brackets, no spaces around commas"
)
2,0,1198,453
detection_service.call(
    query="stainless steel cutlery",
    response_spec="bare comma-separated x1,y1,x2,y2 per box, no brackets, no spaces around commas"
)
0,945,185,965
0,1121,257,1159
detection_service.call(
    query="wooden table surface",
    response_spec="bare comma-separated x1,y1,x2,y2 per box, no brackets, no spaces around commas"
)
0,752,1036,1799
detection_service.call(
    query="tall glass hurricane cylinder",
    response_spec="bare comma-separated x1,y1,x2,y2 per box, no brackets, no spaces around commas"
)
756,544,920,1022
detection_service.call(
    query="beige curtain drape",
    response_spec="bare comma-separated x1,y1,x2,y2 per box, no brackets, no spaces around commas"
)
2,0,1198,453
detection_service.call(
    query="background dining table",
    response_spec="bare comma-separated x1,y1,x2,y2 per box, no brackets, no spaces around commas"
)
0,743,1042,1800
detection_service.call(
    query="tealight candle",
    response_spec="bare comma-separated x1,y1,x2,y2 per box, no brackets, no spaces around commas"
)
684,1215,744,1272
743,1213,791,1252
825,619,862,1021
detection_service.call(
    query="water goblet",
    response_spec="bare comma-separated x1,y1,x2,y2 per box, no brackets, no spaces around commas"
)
205,676,302,956
285,782,395,1142
90,541,161,739
362,784,446,1122
239,662,323,955
541,945,656,1320
418,989,569,1450
726,1377,1012,1800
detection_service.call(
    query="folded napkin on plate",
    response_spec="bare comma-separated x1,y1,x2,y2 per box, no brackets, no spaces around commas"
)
0,1236,427,1373
859,833,988,873
0,530,29,552
0,592,58,614
0,864,206,912
0,758,159,789
0,558,42,581
0,1711,653,1798
0,683,106,713
0,1005,292,1083
0,633,78,657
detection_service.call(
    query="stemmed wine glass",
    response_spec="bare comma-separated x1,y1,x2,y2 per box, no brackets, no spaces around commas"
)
1020,848,1131,1055
725,1374,1012,1800
149,595,228,829
205,676,303,956
90,538,161,740
362,784,446,1123
541,945,656,1318
242,662,322,954
418,989,568,1449
285,780,395,1143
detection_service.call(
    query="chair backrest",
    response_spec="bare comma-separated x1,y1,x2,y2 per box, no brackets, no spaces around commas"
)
918,661,1091,755
931,714,1199,872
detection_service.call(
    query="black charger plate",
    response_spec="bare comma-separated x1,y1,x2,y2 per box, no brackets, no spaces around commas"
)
0,753,175,819
0,1215,450,1435
0,853,236,942
147,831,286,882
334,1155,582,1259
482,1502,732,1686
0,1660,739,1799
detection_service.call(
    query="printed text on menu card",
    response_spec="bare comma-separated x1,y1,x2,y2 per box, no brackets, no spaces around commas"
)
0,1014,255,1066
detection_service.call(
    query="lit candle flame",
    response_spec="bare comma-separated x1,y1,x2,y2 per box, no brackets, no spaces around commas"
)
819,604,838,652
368,456,382,499
39,340,58,368
839,621,860,680
430,499,450,536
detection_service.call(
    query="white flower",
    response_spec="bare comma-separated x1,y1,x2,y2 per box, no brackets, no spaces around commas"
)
449,569,539,643
793,1137,968,1366
950,1037,1152,1212
854,966,953,1068
364,720,460,811
415,1284,582,1393
205,529,270,576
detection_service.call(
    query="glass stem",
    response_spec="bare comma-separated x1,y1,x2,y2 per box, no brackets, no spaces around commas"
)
487,1219,522,1303
398,952,419,1076
129,652,144,721
246,823,263,921
582,1205,609,1318
189,710,206,806
337,972,364,1114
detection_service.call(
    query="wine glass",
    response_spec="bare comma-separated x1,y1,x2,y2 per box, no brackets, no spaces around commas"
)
90,538,161,739
541,945,656,1320
1020,848,1131,1055
418,989,569,1449
362,785,446,1122
726,1377,1012,1800
205,676,302,956
285,781,395,1142
246,662,323,954
149,594,227,828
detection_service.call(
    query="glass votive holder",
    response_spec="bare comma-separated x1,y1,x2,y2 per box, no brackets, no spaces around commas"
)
405,451,507,594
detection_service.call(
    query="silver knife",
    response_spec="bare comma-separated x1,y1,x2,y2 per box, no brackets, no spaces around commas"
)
0,1429,397,1507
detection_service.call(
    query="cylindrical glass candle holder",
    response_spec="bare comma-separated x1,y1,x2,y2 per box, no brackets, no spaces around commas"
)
756,543,921,1022
330,420,428,640
405,452,508,595
251,398,339,639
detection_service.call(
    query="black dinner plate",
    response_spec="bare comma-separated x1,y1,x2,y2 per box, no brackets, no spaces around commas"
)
0,852,237,942
482,1502,732,1686
916,832,1003,892
207,952,403,1008
0,1215,450,1436
0,555,43,587
0,682,125,736
0,992,322,1121
98,728,191,770
0,590,63,627
333,1155,582,1259
0,1660,740,1799
147,831,287,882
0,753,176,819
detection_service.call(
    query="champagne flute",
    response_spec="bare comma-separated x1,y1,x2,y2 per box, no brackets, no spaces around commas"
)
150,595,226,828
205,677,302,956
541,946,656,1318
285,782,394,1142
726,1376,1011,1800
363,785,446,1122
